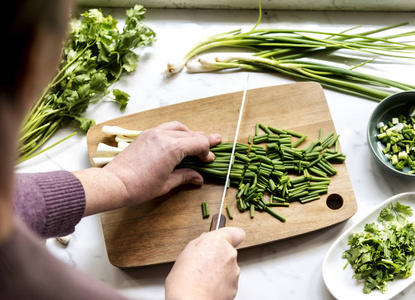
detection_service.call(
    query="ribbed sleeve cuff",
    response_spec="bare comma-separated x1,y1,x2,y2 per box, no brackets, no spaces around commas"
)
37,171,85,238
14,171,86,238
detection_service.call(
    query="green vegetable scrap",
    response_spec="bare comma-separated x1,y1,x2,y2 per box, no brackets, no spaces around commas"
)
202,202,210,218
376,108,415,174
343,202,415,294
17,5,155,163
178,124,346,222
226,205,234,220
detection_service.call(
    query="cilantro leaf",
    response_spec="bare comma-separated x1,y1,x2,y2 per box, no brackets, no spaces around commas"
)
394,202,413,221
112,89,130,110
122,51,140,72
74,116,96,132
90,71,108,92
365,222,380,234
378,207,394,224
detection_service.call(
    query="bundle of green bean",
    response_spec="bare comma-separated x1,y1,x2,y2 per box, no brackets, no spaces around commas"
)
178,124,345,221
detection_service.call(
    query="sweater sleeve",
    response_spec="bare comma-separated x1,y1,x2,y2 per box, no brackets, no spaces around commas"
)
13,171,86,238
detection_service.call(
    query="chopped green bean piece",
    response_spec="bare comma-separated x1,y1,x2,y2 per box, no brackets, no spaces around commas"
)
248,134,253,145
265,207,286,222
202,202,210,219
300,195,321,203
250,205,255,218
266,202,289,207
226,206,234,220
268,126,286,135
259,123,272,134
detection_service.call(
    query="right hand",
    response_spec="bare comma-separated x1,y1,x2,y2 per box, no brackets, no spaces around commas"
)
165,227,246,300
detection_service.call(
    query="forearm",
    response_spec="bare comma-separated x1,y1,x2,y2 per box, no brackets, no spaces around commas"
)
73,167,130,217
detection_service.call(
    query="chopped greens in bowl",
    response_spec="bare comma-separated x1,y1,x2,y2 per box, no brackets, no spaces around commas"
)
367,91,415,178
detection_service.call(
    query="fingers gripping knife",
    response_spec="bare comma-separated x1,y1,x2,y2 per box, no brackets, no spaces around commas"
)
210,75,249,231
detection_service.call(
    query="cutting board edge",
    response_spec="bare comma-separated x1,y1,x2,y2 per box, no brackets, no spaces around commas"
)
102,185,358,269
104,205,357,269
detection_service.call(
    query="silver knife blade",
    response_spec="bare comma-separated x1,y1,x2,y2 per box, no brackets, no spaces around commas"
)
214,74,249,230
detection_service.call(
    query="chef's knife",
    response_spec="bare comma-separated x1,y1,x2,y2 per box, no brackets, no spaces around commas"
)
210,75,249,231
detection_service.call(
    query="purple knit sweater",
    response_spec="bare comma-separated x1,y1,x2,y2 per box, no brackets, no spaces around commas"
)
0,171,127,300
14,171,85,238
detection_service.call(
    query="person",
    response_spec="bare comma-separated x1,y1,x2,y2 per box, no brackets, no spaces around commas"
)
0,1,245,299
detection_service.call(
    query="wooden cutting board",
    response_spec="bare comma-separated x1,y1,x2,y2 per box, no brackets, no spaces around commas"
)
86,82,357,268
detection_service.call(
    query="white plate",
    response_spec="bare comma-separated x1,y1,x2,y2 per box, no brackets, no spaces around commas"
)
322,192,415,300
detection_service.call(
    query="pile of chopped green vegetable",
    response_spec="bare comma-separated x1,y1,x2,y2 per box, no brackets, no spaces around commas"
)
17,5,155,163
178,124,346,221
93,124,345,222
343,202,415,294
376,107,415,174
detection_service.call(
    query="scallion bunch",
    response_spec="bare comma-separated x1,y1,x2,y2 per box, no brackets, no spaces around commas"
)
166,4,415,102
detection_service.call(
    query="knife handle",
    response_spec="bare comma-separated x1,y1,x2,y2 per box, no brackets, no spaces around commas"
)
209,213,226,231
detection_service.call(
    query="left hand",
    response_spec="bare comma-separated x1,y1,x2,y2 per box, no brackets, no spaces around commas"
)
77,121,222,216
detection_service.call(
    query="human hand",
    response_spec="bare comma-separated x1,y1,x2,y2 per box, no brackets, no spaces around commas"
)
103,121,221,206
165,227,246,300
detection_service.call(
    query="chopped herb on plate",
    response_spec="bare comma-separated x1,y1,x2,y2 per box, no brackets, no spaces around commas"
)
342,202,415,294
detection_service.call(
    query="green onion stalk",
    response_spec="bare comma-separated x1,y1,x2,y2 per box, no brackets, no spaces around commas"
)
165,3,415,101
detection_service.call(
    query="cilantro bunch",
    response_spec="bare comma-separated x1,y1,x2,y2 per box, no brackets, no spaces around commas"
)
17,5,155,163
343,202,415,294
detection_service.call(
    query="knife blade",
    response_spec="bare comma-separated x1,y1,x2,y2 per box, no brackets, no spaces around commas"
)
210,74,249,231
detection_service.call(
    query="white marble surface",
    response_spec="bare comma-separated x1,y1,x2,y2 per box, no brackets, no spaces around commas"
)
78,0,415,11
16,7,415,300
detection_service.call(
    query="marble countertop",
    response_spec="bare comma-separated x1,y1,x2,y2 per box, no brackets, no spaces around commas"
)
16,7,415,300
78,0,415,11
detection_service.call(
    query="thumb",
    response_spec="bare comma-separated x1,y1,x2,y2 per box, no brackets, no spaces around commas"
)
218,227,245,248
